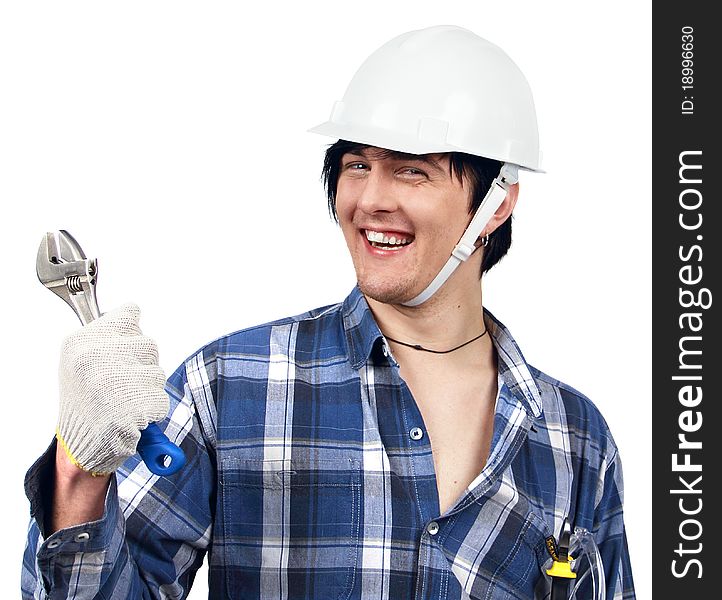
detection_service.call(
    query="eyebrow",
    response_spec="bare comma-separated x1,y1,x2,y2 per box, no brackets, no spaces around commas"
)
344,148,447,176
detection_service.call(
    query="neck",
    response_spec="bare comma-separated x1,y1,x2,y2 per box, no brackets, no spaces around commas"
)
364,281,490,363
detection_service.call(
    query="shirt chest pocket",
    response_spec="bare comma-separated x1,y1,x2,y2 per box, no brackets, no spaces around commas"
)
219,457,362,600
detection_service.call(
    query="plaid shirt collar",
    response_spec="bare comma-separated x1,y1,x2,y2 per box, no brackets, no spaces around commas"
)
341,285,543,419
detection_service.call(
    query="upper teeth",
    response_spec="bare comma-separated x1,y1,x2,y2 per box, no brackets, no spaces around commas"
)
366,230,409,245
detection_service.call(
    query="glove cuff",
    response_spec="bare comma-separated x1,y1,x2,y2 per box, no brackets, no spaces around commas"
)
56,415,139,475
55,428,109,477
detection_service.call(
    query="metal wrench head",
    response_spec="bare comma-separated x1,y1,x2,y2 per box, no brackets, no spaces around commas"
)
37,230,100,325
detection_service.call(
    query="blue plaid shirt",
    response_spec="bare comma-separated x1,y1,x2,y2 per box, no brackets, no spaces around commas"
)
23,287,635,599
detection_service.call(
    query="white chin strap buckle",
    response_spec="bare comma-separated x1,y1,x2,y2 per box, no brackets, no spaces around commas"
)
402,163,518,307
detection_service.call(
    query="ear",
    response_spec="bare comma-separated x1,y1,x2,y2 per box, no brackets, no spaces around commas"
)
483,182,519,236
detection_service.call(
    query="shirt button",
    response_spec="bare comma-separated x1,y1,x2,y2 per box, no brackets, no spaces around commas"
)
427,521,440,536
47,539,61,549
74,532,90,542
409,427,424,441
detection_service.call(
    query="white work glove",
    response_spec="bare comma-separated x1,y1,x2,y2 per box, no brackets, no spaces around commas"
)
57,303,169,475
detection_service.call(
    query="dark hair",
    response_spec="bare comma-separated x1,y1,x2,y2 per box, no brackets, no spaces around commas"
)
321,139,512,274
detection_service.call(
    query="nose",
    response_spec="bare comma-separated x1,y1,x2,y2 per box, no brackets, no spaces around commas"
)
356,170,399,214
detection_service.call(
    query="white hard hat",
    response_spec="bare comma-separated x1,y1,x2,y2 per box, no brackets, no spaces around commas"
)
310,25,542,171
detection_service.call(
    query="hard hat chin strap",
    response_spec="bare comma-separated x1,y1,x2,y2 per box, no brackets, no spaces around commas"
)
402,163,519,307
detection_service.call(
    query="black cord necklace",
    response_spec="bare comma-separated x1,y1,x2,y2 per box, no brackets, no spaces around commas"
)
383,328,488,354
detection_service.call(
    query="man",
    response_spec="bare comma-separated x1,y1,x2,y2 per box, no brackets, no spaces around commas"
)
23,26,635,599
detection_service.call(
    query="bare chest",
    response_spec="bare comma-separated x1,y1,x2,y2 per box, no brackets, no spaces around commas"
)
401,369,497,514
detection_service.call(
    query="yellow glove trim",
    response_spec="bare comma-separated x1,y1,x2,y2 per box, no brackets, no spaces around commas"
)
55,428,112,477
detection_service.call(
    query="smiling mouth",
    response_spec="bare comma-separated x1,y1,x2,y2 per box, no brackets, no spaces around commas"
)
364,229,414,250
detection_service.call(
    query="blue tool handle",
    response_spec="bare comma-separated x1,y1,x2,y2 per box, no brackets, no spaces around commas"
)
136,423,186,476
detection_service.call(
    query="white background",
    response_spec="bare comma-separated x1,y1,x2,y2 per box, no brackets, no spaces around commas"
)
1,1,651,598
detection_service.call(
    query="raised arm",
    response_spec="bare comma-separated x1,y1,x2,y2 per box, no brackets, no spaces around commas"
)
22,305,215,599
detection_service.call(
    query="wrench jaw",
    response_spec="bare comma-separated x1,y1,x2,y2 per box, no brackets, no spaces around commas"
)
66,260,100,325
36,231,101,325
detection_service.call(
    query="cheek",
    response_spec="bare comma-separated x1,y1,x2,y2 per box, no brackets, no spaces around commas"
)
447,191,474,235
334,187,360,248
334,181,355,223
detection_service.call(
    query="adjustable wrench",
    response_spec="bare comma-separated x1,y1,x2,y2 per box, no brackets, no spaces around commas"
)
36,230,185,476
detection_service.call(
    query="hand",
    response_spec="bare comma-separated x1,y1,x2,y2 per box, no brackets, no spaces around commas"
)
57,303,168,475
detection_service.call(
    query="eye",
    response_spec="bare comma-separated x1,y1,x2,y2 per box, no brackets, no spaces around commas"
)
340,162,372,182
398,166,428,178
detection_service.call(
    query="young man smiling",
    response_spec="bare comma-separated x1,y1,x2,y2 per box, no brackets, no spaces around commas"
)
331,144,514,515
23,26,635,599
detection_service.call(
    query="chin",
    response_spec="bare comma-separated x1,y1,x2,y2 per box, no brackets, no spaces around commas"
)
357,278,417,306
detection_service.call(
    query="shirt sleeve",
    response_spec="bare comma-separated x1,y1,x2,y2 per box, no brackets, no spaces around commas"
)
593,447,636,600
21,354,216,599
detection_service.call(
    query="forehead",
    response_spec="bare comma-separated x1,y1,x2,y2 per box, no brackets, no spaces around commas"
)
343,146,449,173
